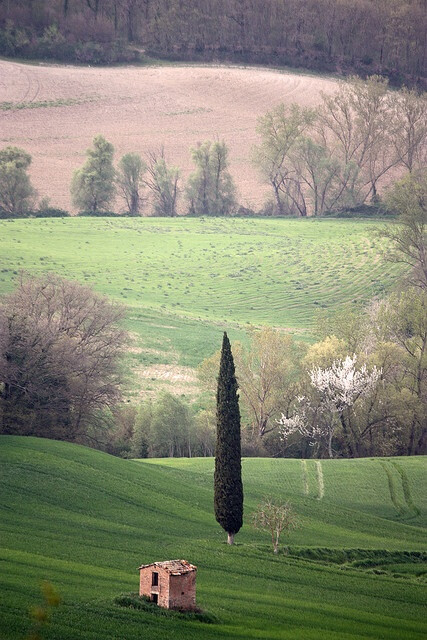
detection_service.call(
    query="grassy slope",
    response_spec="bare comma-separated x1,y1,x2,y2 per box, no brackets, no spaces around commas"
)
0,217,402,368
1,436,426,639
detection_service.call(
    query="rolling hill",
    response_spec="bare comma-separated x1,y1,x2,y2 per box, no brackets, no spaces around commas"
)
0,216,403,398
0,436,426,639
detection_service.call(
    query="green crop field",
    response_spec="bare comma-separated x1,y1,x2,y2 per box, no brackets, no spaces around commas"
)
0,217,402,375
0,437,426,639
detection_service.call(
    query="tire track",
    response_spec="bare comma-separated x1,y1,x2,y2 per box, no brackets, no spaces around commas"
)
379,460,415,518
300,460,309,495
391,461,420,516
315,461,324,500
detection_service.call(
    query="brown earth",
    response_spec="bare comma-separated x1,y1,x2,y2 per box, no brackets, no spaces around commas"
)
0,60,336,211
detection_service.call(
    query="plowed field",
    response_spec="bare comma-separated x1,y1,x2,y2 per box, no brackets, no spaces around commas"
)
0,60,336,211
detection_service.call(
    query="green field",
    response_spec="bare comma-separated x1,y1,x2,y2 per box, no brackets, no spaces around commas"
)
0,217,402,371
0,436,426,639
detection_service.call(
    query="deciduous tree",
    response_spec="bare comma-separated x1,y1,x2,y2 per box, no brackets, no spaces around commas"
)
279,355,381,457
0,274,126,442
252,498,299,554
187,140,236,216
145,147,180,216
71,135,116,213
0,146,36,215
375,288,427,454
234,328,303,439
116,152,146,215
199,328,304,445
318,75,396,203
149,392,193,457
253,104,315,215
382,172,427,291
391,88,427,174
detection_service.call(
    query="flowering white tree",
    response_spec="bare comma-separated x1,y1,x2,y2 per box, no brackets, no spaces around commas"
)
279,355,381,458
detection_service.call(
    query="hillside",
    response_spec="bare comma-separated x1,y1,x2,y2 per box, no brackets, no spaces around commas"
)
0,60,336,211
0,216,403,396
0,437,426,639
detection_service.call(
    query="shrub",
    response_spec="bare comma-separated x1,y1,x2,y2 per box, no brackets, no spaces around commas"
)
33,207,70,218
114,593,218,623
77,210,121,217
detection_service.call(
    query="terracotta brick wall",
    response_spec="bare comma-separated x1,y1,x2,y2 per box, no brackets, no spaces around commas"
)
139,567,197,610
139,567,170,608
169,572,197,610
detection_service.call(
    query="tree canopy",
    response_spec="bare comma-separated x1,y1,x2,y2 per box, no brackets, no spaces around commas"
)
71,135,116,213
0,146,36,215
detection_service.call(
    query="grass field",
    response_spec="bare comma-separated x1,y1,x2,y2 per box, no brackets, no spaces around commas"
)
0,436,426,639
0,217,402,396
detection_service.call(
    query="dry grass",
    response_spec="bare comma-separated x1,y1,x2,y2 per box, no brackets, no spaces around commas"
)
0,60,336,211
135,363,199,400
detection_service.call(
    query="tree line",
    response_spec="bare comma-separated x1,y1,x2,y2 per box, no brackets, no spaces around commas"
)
0,137,236,218
0,0,426,85
1,76,425,218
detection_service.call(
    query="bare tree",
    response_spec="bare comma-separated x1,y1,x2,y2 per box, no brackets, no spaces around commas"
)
145,147,180,216
391,88,427,174
318,75,397,203
252,498,299,554
0,274,126,442
253,104,316,215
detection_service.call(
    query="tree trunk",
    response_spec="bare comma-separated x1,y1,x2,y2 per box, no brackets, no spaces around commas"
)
227,532,234,545
327,429,333,458
274,530,279,553
339,413,356,457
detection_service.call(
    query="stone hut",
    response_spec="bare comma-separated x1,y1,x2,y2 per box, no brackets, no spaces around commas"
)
138,560,197,610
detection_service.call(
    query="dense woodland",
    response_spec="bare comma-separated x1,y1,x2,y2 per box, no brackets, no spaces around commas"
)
0,0,426,84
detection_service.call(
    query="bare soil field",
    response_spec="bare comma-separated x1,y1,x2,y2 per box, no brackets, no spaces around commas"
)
0,60,336,211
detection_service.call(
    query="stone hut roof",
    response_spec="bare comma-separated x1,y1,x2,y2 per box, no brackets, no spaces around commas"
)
138,560,197,575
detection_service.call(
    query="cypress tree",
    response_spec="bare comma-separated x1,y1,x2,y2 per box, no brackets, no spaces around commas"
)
214,332,243,544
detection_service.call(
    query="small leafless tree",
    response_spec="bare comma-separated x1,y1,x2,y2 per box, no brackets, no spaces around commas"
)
144,147,180,216
0,273,127,443
252,498,299,554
